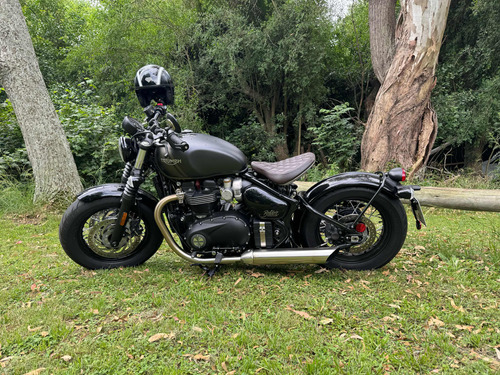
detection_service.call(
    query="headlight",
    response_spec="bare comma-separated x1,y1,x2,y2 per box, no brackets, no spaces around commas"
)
118,136,137,162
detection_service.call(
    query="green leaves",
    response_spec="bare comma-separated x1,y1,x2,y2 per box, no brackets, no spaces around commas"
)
51,82,122,185
311,103,360,169
177,0,333,159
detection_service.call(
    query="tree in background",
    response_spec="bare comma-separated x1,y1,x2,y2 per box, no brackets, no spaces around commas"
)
177,0,333,160
2,0,497,187
328,1,373,122
362,0,451,176
432,0,500,172
64,0,197,115
20,0,91,86
0,0,82,202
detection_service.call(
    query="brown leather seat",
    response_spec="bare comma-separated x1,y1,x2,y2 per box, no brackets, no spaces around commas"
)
251,152,316,185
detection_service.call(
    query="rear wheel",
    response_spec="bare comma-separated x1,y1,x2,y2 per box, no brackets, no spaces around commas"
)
59,197,163,269
300,188,407,270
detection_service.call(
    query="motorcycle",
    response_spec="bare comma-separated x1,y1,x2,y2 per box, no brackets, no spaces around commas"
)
59,65,426,276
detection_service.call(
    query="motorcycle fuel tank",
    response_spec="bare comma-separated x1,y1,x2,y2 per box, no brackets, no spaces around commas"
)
155,132,247,180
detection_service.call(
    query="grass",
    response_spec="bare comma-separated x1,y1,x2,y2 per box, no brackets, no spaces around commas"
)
0,205,498,374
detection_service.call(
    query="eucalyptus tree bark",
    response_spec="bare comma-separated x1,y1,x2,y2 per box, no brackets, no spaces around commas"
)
361,0,451,176
0,0,82,203
369,0,397,84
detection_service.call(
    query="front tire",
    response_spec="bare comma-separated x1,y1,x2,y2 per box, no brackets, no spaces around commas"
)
300,187,407,270
59,197,163,269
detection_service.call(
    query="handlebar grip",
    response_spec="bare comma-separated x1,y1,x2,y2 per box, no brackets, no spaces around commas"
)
167,131,189,152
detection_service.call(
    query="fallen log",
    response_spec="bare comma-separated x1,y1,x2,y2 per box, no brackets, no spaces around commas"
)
294,182,500,212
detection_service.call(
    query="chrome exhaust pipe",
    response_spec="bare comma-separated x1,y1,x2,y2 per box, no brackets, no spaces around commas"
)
154,194,340,266
239,248,338,265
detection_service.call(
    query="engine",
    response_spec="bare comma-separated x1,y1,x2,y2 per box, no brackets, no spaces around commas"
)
178,179,250,253
175,178,290,254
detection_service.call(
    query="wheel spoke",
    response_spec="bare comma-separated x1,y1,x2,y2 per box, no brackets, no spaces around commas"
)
317,197,384,257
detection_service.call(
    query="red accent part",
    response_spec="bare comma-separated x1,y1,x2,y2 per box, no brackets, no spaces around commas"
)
401,169,406,181
195,180,201,190
120,212,128,226
355,223,366,233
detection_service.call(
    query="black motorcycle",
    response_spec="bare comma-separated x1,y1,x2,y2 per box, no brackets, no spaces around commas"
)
59,65,426,275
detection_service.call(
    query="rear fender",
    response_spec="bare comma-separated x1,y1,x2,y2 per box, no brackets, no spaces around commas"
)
304,172,400,205
77,183,159,211
292,172,402,244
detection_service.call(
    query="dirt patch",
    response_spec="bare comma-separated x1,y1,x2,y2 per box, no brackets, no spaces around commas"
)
6,212,48,225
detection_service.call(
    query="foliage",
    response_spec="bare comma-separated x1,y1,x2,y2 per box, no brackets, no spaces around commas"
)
328,0,372,121
311,103,361,170
0,179,37,214
52,81,123,185
64,0,197,114
304,162,341,182
0,207,498,373
225,119,278,162
20,0,95,86
0,83,123,185
433,0,500,166
2,0,499,185
176,0,334,159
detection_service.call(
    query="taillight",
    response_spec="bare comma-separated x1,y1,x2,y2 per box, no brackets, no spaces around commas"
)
388,167,406,182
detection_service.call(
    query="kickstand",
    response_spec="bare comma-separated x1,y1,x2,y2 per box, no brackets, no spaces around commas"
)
192,252,223,277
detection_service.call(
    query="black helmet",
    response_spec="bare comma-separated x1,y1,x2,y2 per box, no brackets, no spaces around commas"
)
134,64,174,107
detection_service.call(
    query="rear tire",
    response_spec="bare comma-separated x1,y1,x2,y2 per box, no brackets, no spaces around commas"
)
300,187,407,270
59,197,163,269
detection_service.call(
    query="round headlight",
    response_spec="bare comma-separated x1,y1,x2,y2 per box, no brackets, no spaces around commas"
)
118,136,136,162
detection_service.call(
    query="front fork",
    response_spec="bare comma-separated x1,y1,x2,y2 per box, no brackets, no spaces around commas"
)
110,139,152,247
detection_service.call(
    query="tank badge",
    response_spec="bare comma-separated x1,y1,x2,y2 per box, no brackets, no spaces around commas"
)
262,210,280,218
162,158,182,166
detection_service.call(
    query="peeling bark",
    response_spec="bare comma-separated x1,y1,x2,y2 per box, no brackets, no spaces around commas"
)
361,0,450,175
369,0,397,84
0,0,82,202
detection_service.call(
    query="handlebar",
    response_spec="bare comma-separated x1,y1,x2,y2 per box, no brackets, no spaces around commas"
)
166,129,189,151
142,104,189,152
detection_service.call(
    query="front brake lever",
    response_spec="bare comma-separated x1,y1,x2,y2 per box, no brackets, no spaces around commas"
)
166,113,181,132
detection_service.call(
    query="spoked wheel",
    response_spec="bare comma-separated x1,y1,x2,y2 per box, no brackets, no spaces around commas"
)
300,187,407,270
59,197,163,269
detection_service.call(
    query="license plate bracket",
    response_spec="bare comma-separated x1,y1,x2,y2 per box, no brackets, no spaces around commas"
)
410,197,426,230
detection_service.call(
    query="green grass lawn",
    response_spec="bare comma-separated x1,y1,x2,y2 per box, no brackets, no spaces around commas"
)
0,207,498,374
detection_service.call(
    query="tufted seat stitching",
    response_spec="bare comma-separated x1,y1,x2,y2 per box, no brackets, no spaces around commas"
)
251,152,316,185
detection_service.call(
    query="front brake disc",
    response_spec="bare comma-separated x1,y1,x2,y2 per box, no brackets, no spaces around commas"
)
87,218,141,258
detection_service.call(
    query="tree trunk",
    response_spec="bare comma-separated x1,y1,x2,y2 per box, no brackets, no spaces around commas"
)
361,0,451,176
464,136,487,173
254,95,289,161
0,0,82,203
369,0,397,84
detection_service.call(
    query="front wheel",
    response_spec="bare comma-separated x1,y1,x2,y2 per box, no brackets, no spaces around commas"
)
59,197,164,269
300,187,407,270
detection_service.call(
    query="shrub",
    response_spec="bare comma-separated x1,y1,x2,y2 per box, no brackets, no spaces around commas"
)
0,83,124,185
311,103,361,170
52,81,123,185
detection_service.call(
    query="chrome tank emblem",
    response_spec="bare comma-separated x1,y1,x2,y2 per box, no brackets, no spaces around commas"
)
161,158,181,166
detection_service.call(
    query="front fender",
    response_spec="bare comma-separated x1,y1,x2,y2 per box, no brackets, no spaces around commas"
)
304,172,401,204
77,183,159,211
